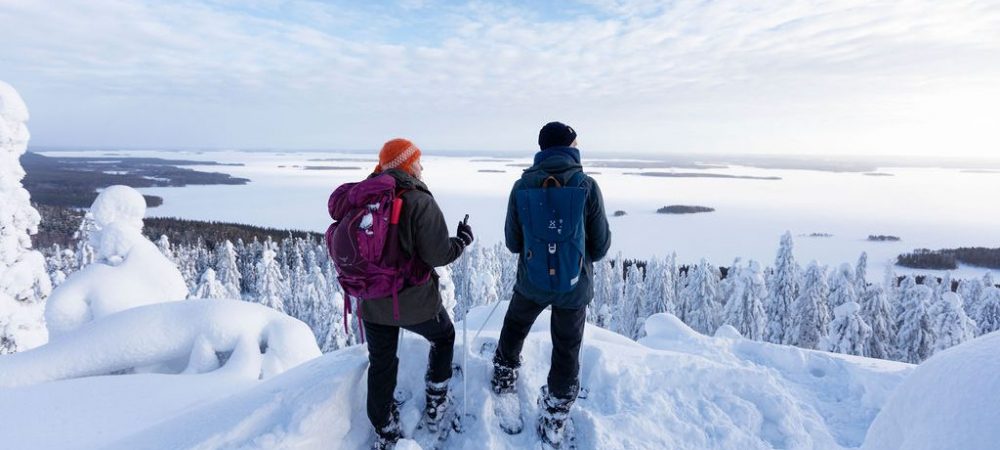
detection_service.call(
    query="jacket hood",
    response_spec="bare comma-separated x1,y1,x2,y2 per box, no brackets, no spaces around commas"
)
371,169,431,194
528,147,583,174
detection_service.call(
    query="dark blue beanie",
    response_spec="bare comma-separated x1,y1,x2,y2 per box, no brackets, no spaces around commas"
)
538,122,577,150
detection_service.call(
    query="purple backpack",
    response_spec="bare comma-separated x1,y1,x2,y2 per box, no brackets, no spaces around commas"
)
325,174,431,341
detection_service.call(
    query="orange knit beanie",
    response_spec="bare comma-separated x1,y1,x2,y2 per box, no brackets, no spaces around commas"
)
375,138,422,175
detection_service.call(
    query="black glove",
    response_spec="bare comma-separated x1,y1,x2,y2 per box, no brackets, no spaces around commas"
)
457,220,474,246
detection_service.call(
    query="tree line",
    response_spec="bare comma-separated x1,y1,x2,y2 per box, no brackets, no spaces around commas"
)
40,225,1000,364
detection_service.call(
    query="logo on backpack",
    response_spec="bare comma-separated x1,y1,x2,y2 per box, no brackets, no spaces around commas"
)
514,171,588,294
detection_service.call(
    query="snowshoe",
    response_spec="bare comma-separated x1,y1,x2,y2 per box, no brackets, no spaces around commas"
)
412,375,464,450
491,357,524,434
537,386,575,449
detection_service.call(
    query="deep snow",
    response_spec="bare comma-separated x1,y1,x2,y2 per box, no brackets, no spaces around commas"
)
862,330,1000,450
0,302,914,450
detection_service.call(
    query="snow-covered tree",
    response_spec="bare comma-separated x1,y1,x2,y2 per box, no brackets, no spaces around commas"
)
828,263,857,309
190,268,228,299
214,240,242,299
591,259,617,328
0,81,52,354
930,292,976,354
958,278,984,319
854,252,868,295
681,259,722,335
976,286,1000,336
937,272,952,298
254,248,287,313
437,266,458,318
787,262,830,349
822,301,872,356
766,232,799,344
462,252,498,321
722,260,768,341
72,212,97,270
718,257,742,309
895,284,934,363
646,254,678,317
621,264,646,339
156,235,175,262
860,285,895,360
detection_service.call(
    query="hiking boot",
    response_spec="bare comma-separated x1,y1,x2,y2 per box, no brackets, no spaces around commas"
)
373,403,401,450
537,385,575,448
491,355,519,395
424,377,451,432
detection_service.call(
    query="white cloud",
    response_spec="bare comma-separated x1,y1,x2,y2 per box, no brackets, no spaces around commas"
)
1,0,998,156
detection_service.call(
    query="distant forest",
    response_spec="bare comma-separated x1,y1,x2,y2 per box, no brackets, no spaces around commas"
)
897,247,1000,270
34,204,319,250
21,152,248,208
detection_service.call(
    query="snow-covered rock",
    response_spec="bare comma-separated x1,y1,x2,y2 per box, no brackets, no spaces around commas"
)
44,186,187,337
863,331,1000,450
0,299,321,388
0,80,51,353
0,304,911,450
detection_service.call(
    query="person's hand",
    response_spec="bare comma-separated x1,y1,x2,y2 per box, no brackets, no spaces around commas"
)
457,219,474,246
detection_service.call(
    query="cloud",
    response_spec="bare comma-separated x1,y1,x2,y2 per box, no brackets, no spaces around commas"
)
1,0,998,156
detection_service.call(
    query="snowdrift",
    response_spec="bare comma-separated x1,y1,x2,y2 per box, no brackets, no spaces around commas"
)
0,302,913,450
0,299,321,388
45,185,188,338
863,331,1000,450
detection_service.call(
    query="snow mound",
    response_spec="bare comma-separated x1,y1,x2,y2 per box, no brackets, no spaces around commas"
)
91,184,147,230
0,299,321,388
49,305,910,450
863,331,1000,450
44,186,187,337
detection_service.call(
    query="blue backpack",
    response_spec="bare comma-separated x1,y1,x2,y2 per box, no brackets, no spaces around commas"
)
515,171,588,293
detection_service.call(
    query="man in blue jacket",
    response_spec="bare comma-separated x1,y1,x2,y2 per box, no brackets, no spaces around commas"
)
491,122,611,448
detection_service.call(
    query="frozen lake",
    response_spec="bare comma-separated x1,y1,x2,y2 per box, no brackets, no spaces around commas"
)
41,150,999,281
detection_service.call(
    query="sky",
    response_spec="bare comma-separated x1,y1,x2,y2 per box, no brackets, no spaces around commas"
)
1,0,999,158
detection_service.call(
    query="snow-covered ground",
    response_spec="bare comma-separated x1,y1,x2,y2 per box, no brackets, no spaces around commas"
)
38,149,1000,282
0,301,913,449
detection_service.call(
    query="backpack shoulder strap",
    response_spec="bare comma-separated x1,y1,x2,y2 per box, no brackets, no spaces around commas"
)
567,170,587,188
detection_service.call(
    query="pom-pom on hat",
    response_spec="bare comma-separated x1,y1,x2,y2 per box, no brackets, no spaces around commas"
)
375,138,422,175
538,121,577,150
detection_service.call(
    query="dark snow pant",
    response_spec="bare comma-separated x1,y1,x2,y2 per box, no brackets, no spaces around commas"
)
495,291,587,400
363,307,455,430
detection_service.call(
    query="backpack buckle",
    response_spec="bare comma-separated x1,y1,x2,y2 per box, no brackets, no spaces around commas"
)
548,243,557,254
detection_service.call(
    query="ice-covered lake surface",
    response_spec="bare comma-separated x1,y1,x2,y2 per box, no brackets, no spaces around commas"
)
40,149,999,281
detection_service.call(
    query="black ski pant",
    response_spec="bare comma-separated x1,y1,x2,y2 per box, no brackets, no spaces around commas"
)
495,291,586,400
363,306,455,430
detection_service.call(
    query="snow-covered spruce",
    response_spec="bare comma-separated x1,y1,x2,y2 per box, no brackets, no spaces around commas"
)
821,301,872,356
894,283,934,364
0,81,52,353
44,186,187,338
788,261,831,349
721,260,768,341
681,258,722,335
929,292,975,353
766,231,799,345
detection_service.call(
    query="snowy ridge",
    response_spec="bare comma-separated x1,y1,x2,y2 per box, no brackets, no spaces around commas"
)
10,302,911,450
